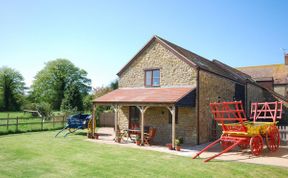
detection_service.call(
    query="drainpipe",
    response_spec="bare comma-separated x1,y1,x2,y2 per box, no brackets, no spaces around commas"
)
196,69,200,145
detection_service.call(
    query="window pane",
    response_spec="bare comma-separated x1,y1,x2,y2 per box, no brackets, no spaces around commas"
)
153,70,160,78
145,71,152,86
153,78,160,86
152,70,160,86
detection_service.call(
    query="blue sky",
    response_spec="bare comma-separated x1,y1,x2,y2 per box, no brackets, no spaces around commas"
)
0,0,287,88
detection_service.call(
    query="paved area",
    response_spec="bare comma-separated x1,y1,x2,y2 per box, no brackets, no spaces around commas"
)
88,127,288,168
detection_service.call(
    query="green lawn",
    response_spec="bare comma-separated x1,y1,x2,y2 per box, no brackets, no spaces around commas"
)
0,131,287,178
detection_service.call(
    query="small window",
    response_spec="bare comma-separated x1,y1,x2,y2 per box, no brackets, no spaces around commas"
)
168,107,178,124
145,69,160,87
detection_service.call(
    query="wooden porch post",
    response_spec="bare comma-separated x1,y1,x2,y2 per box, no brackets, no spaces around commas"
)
92,103,96,137
136,106,149,145
113,105,120,136
167,105,176,149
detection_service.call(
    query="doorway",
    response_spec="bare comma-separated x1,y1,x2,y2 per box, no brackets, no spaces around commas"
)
129,106,140,130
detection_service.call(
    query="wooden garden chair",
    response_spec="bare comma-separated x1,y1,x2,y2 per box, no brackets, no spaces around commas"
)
144,128,157,145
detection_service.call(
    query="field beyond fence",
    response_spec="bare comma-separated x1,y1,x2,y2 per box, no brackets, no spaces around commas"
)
0,112,66,135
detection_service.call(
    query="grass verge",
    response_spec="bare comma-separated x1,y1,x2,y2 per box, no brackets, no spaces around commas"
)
0,131,287,178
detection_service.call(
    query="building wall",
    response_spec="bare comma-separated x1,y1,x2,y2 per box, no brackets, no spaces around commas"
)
118,106,129,130
257,81,273,90
119,41,197,88
246,83,265,103
198,70,237,143
117,106,197,145
246,83,283,115
274,85,287,97
145,107,197,145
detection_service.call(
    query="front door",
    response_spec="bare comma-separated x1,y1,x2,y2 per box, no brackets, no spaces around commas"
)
234,83,246,107
129,106,140,130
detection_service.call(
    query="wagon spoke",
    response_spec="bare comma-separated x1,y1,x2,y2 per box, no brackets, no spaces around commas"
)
266,126,280,152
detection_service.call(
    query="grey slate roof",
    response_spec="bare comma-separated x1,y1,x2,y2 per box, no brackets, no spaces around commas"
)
156,36,252,83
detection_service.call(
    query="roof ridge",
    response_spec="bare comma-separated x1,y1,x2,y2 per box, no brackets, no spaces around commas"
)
155,36,211,63
212,59,252,80
237,64,285,69
156,36,248,83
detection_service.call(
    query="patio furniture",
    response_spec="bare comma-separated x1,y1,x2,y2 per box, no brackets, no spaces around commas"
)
144,128,157,145
115,125,126,142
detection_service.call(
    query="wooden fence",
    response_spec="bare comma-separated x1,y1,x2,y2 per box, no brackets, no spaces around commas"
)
99,112,114,127
278,125,288,145
0,115,66,134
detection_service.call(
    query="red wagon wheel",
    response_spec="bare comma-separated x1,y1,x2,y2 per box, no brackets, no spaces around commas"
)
265,125,280,152
250,135,263,156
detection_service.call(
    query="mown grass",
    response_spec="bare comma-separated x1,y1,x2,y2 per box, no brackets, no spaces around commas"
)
0,131,287,178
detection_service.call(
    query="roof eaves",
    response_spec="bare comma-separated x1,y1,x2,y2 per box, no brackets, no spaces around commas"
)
117,36,200,76
175,87,196,103
154,36,198,69
212,59,252,80
117,36,157,76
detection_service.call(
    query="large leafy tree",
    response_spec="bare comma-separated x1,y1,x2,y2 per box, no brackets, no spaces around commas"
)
61,85,83,111
0,67,25,111
31,59,91,110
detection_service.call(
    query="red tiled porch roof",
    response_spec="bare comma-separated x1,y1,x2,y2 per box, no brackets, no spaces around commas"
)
93,87,195,104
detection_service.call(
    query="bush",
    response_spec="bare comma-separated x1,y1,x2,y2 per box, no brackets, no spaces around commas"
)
28,102,53,119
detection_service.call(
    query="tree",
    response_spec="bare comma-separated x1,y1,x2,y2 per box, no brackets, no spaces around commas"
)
61,85,83,111
0,67,25,111
109,79,118,90
92,79,119,118
83,94,93,112
31,59,91,110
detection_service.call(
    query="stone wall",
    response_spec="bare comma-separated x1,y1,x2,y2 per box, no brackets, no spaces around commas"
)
119,41,197,88
118,106,129,130
145,107,197,145
198,70,237,143
117,106,197,145
274,85,287,97
246,83,288,122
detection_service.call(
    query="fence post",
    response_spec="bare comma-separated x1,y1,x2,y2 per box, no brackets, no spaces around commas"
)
7,113,9,131
41,117,44,130
16,116,19,132
53,116,55,129
63,115,65,127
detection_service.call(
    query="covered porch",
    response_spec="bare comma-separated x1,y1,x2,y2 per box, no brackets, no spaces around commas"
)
91,87,196,148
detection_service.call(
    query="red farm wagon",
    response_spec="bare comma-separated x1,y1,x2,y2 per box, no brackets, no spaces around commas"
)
193,101,283,162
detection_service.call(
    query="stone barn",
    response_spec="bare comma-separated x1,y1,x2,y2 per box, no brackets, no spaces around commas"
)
92,36,285,147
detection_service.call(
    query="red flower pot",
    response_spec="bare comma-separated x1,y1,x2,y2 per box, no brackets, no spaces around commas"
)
166,143,173,150
136,140,141,146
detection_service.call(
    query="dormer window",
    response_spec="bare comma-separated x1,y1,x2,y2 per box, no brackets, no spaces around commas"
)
145,69,160,87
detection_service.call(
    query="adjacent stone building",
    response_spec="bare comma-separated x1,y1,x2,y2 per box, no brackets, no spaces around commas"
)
237,53,288,97
93,36,284,147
